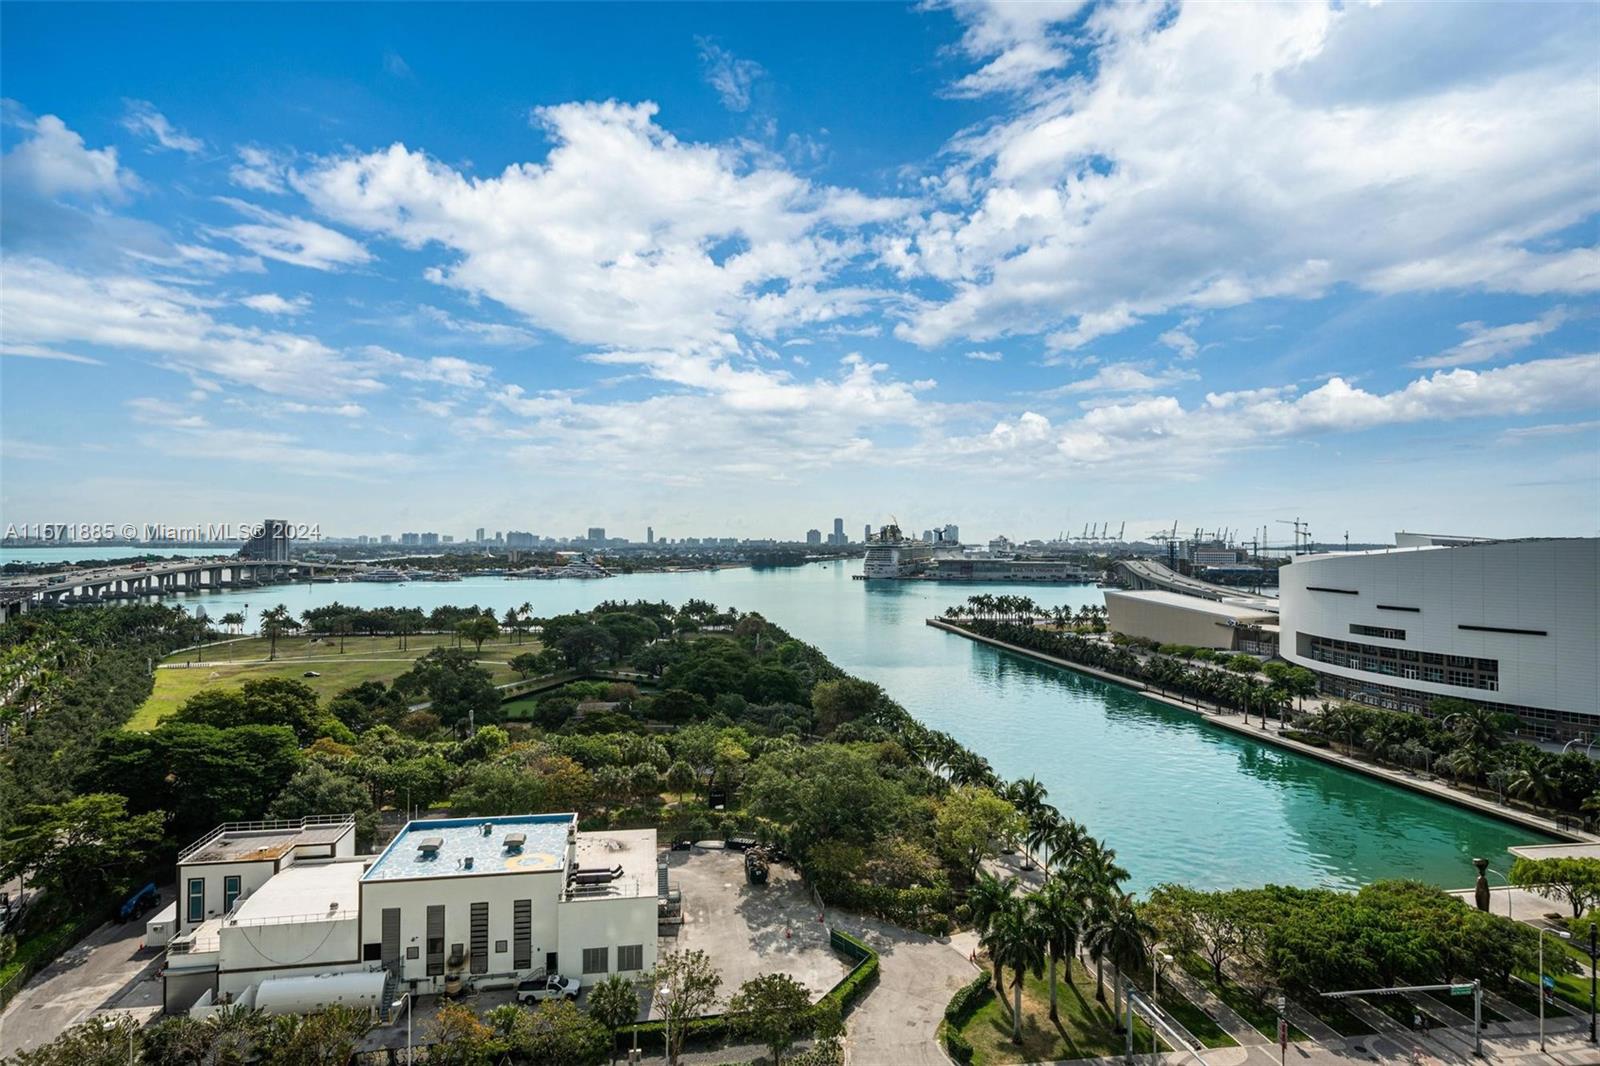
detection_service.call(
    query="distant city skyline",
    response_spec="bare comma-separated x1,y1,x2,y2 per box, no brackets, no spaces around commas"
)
2,4,1596,539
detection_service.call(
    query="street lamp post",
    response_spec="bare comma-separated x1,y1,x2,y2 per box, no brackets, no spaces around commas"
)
1151,952,1173,1055
1540,927,1571,1052
1277,993,1287,1066
659,982,672,1066
1589,921,1598,1045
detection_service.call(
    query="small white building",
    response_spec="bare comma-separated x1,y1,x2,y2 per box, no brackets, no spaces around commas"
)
360,814,658,995
163,812,659,1014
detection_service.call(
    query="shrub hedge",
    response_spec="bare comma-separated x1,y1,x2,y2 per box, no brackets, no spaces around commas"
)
943,971,992,1024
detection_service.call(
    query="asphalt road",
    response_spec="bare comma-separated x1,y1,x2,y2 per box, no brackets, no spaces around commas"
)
0,912,165,1058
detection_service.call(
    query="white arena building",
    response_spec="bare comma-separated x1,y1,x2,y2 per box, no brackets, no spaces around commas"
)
1277,535,1599,740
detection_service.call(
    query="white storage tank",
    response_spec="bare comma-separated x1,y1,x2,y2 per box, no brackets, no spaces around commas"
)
145,902,178,948
253,971,386,1016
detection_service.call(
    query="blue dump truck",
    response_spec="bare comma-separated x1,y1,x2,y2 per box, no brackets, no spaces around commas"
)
118,883,159,923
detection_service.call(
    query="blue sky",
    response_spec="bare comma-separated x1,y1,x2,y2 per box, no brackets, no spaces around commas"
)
2,1,1596,544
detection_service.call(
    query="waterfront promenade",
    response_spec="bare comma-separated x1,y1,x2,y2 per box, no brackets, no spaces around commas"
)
926,617,1597,847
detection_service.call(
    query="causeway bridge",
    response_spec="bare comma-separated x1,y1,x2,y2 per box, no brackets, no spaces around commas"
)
1110,558,1277,610
1,558,357,620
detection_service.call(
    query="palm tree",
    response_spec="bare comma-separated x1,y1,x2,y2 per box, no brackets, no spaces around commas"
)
1442,744,1490,787
1025,805,1062,872
967,870,1015,988
1452,705,1507,749
1507,753,1560,809
1009,777,1048,867
984,895,1045,1044
1048,819,1090,879
1075,838,1129,1002
1089,893,1152,1024
1034,879,1083,1022
260,604,297,661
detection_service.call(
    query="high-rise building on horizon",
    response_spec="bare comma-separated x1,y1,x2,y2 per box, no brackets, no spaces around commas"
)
647,526,654,545
828,517,846,547
864,523,871,543
475,527,485,543
238,519,291,562
806,529,822,546
587,527,606,544
944,524,960,544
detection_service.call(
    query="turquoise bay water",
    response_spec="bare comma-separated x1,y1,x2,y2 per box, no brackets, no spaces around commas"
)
87,559,1551,893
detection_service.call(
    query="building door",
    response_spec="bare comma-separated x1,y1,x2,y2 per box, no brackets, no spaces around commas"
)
223,875,241,914
545,951,558,976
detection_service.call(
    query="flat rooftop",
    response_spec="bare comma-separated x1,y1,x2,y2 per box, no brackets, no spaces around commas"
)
181,816,355,865
363,814,575,882
230,860,363,925
570,828,658,901
1104,588,1278,621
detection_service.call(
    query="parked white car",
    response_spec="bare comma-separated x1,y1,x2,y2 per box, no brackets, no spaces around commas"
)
516,972,580,1003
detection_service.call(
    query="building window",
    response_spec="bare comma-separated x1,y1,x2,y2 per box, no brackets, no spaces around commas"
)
187,878,205,923
617,945,644,972
582,947,609,975
495,940,508,955
223,875,242,913
363,943,383,961
406,946,420,960
1350,624,1405,641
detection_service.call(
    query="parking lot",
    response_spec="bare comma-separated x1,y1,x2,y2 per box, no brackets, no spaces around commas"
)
0,913,166,1058
651,844,850,1012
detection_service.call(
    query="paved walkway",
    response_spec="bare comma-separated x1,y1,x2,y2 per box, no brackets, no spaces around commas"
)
832,912,977,1066
1162,966,1270,1047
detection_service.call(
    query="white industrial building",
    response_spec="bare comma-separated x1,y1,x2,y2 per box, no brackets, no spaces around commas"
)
1277,536,1599,739
1103,589,1279,653
161,813,659,1015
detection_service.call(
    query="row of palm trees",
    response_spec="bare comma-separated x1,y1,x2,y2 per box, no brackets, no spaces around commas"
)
942,595,1109,630
970,776,1154,1044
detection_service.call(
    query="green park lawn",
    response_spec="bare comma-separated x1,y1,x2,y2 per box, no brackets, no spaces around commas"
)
957,959,1163,1064
127,633,540,730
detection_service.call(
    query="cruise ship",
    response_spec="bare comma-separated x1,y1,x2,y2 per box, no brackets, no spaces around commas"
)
861,524,935,579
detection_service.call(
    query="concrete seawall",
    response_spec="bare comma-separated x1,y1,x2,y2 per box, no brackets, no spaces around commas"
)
925,616,1594,845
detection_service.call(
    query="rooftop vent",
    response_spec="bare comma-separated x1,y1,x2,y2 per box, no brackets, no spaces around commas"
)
417,837,443,857
463,856,474,870
504,832,526,853
480,822,493,837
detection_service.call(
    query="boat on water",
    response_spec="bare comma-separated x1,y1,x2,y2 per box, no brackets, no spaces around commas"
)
354,568,407,583
860,522,1095,582
505,555,614,580
861,524,934,578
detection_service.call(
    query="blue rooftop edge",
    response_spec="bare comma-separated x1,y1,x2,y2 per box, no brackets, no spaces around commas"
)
363,813,577,882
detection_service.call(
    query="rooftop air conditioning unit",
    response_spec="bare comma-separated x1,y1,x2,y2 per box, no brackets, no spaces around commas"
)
417,837,443,857
504,833,526,853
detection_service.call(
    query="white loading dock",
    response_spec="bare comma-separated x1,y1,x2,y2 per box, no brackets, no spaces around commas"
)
358,815,658,995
